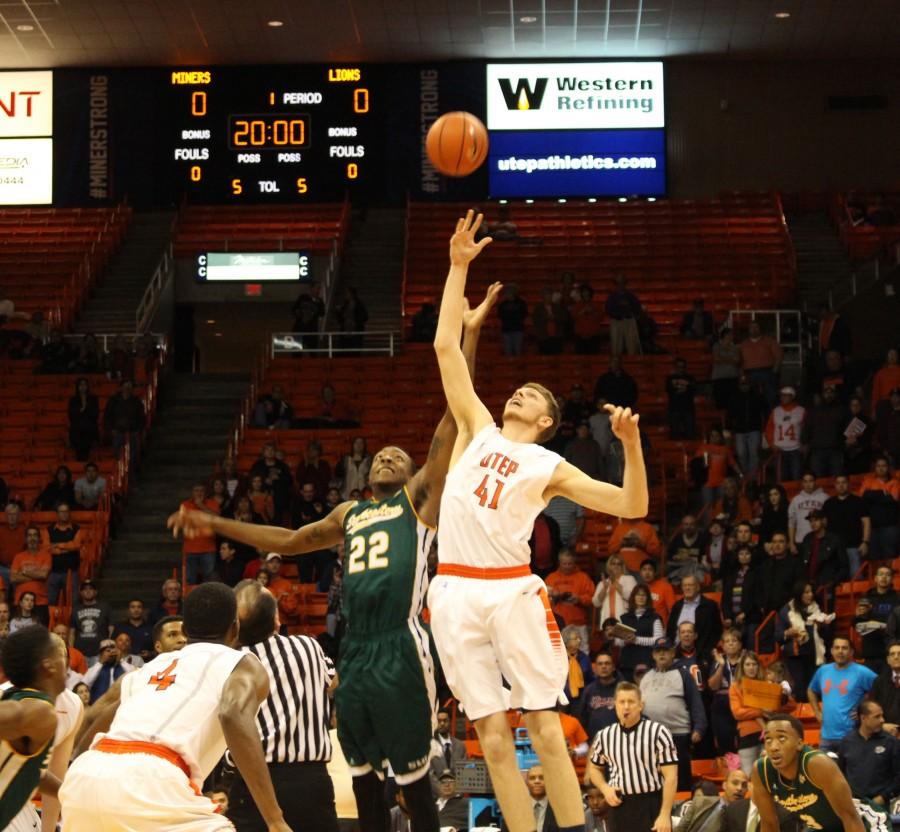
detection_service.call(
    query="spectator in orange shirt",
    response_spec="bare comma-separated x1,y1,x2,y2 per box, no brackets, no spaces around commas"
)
545,549,596,650
739,320,783,407
10,525,51,625
694,427,741,509
52,622,88,676
871,348,900,417
608,517,662,559
558,711,590,760
246,474,275,524
179,483,220,585
0,502,26,599
260,554,293,603
712,477,754,528
640,558,676,626
859,456,900,557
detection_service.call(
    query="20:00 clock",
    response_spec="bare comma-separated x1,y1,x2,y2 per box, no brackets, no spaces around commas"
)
229,114,311,149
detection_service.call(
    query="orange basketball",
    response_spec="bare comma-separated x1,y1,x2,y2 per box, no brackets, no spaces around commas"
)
425,111,489,177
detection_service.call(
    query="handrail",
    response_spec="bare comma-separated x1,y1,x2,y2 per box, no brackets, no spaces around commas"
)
754,610,780,658
401,192,411,320
271,330,399,357
136,237,175,333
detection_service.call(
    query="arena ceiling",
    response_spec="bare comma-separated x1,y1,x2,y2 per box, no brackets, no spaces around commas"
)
0,0,897,68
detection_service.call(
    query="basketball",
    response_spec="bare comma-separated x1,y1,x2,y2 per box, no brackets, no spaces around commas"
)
425,111,489,177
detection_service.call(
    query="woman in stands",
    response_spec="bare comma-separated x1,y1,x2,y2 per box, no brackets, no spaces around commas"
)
616,584,664,681
758,484,789,544
34,465,76,511
208,476,235,518
245,474,274,524
9,591,40,634
721,545,756,640
68,377,100,462
729,650,796,775
775,581,829,702
336,436,371,500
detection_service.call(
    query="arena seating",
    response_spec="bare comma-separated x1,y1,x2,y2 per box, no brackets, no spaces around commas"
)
0,206,131,330
828,191,900,260
402,193,795,333
173,202,350,257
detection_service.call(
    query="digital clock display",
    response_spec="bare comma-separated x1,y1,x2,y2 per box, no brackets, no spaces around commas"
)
228,115,311,150
169,66,378,202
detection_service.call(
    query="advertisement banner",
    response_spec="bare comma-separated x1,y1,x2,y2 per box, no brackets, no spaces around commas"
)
0,137,53,204
0,70,53,137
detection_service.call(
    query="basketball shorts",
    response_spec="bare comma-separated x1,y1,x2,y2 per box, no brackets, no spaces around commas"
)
428,572,568,721
5,800,40,832
335,618,437,785
855,797,891,832
59,749,233,832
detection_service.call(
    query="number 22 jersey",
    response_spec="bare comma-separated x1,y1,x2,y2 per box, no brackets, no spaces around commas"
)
439,424,562,568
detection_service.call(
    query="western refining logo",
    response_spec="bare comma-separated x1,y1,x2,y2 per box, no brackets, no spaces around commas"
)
498,78,548,111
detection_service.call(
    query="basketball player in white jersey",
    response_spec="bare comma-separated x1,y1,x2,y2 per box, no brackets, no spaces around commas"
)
59,582,291,832
2,634,84,832
430,211,649,832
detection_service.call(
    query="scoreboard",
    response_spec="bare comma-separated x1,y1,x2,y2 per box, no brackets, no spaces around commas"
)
169,66,377,201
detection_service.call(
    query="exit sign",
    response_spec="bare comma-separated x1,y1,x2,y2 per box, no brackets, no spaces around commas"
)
244,283,262,296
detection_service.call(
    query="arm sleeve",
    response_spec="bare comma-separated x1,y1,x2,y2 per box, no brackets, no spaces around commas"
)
655,724,679,766
635,617,665,647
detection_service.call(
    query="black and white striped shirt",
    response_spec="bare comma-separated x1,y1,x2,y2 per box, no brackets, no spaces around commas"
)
243,632,335,763
589,717,678,795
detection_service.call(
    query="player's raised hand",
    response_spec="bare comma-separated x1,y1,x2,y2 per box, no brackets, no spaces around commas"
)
449,209,492,266
463,281,503,331
604,404,641,445
166,506,214,539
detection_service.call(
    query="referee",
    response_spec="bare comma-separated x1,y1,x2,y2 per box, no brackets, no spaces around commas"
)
586,681,678,832
228,580,339,832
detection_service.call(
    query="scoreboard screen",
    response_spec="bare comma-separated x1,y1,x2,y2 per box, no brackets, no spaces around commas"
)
169,67,375,201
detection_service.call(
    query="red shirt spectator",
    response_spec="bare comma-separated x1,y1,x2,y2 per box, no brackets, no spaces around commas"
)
180,486,220,556
545,551,595,628
11,526,52,606
871,349,900,416
608,519,662,558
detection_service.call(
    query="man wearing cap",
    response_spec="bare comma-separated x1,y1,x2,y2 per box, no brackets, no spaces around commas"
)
436,770,469,831
766,387,806,482
788,472,829,555
639,637,707,791
798,510,849,605
69,578,112,665
81,637,135,703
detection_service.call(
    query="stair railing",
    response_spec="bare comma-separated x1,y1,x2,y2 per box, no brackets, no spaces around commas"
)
136,239,175,333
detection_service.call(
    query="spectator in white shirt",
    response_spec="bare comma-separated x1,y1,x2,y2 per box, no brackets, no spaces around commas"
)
788,472,829,554
74,463,107,510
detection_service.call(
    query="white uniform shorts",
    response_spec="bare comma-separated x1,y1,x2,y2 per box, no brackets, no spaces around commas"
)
428,570,568,721
5,800,40,832
59,749,233,832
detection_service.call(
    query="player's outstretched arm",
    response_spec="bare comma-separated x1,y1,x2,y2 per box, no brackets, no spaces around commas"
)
806,753,866,832
41,695,82,831
220,654,291,832
412,281,501,524
545,405,649,518
750,764,783,832
433,209,493,439
73,675,123,755
167,501,353,555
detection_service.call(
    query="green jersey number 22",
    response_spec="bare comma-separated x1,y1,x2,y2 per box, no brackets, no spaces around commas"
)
347,531,391,574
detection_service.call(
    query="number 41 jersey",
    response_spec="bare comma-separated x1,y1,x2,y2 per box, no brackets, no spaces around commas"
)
96,642,247,782
342,486,435,636
439,424,562,569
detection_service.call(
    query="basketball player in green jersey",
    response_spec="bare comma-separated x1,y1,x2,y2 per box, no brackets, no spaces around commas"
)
752,715,890,832
0,625,68,829
169,283,499,832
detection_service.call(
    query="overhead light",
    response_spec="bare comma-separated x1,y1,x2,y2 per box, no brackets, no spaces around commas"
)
498,199,508,204
519,15,538,23
587,198,598,203
214,332,224,337
267,19,284,27
647,197,657,202
774,11,791,18
206,319,216,324
16,24,34,31
618,197,627,203
558,198,567,204
525,198,534,204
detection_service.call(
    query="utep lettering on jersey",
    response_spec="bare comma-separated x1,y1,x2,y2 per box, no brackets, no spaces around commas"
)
474,451,520,510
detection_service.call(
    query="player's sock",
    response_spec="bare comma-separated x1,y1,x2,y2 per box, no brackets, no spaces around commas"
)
351,771,390,832
398,774,440,832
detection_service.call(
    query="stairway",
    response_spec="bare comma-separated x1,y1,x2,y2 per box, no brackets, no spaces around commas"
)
786,212,854,308
74,211,175,334
97,373,248,614
331,207,406,334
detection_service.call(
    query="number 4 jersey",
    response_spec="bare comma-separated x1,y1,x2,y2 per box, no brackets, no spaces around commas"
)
439,424,563,568
341,486,436,635
94,642,248,782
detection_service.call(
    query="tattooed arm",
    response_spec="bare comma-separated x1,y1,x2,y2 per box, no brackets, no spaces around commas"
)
409,281,500,527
